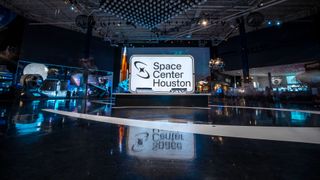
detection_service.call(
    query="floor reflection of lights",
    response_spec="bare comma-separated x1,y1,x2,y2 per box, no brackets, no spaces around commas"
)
1,99,320,179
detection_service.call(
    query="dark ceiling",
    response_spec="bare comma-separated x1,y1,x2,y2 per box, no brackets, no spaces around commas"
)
0,0,319,45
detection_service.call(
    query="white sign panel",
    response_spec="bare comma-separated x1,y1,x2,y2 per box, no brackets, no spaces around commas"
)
127,127,195,160
129,55,194,93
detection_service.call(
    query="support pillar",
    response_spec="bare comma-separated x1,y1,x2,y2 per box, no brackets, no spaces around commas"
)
83,16,94,99
84,19,93,59
238,17,250,84
209,45,218,94
82,16,94,113
112,47,122,93
268,72,272,89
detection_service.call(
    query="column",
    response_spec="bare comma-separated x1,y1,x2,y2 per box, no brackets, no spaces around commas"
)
238,17,250,84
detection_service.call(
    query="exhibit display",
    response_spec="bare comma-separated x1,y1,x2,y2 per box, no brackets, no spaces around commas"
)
16,60,113,99
0,71,13,94
23,63,48,80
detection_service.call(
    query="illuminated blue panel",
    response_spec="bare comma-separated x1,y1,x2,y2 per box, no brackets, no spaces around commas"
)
290,112,308,126
32,93,41,97
15,113,44,135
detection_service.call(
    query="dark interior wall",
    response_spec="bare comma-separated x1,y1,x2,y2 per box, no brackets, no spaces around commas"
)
218,15,320,71
0,14,25,73
0,16,25,51
20,23,116,72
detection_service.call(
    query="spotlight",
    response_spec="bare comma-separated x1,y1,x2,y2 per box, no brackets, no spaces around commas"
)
200,19,208,26
209,58,225,71
276,20,281,26
267,21,272,25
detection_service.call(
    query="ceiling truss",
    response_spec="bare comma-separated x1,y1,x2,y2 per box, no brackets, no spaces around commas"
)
0,0,319,44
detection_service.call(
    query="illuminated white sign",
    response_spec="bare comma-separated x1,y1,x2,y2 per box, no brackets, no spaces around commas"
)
129,55,194,93
127,127,195,159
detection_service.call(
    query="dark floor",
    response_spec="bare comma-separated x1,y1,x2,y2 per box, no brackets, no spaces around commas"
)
0,99,320,180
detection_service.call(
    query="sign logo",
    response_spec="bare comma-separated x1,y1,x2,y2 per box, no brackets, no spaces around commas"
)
131,132,149,152
134,61,150,79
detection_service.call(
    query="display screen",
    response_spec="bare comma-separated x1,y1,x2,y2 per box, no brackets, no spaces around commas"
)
286,75,298,84
129,55,194,93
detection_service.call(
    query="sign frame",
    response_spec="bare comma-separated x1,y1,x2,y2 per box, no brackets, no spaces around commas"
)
128,54,195,94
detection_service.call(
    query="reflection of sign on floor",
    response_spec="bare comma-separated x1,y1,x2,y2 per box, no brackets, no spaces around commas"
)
127,127,195,159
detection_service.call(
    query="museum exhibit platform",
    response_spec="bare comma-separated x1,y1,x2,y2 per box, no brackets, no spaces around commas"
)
113,93,210,107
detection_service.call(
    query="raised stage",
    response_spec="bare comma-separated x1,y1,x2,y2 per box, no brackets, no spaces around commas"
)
113,93,210,107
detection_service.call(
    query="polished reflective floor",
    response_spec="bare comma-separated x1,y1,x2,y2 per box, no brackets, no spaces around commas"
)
0,99,320,179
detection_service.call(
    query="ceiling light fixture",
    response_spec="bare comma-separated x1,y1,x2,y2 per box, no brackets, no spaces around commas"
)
98,0,207,29
200,19,208,26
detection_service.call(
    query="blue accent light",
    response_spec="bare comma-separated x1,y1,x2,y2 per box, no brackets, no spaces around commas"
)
216,87,223,94
290,112,309,126
32,100,41,111
32,93,41,97
15,113,44,135
119,79,129,92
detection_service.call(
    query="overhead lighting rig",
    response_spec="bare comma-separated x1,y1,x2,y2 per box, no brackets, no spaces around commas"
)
98,0,207,29
64,0,79,12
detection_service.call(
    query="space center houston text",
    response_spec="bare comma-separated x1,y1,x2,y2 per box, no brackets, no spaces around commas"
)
129,55,194,93
152,62,192,87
